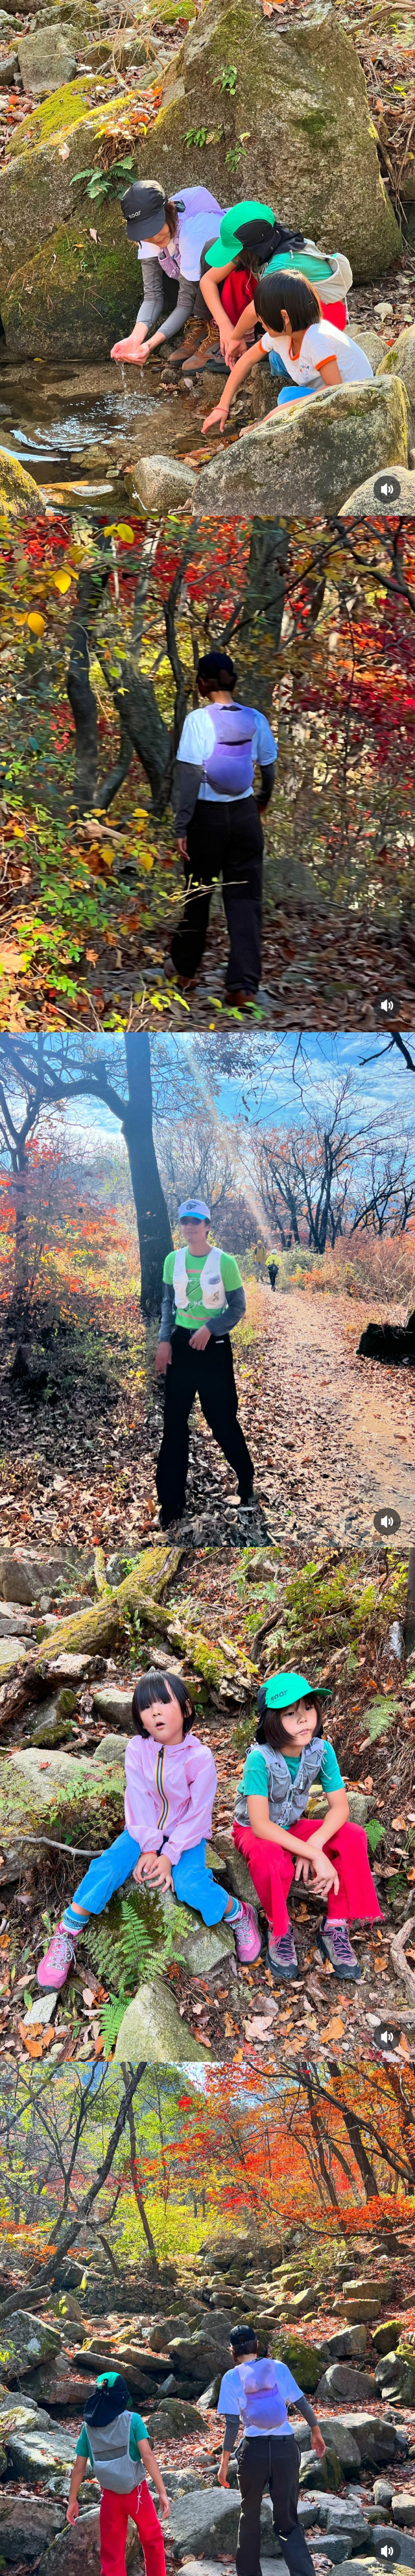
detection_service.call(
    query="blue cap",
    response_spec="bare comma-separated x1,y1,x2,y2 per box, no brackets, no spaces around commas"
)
179,1200,211,1222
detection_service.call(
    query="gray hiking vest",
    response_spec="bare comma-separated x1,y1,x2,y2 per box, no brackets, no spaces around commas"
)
86,2410,142,2494
235,1735,326,1830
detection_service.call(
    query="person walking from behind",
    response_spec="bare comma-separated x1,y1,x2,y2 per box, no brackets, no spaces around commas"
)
171,649,277,1006
65,2372,169,2576
217,2324,326,2576
156,1197,255,1525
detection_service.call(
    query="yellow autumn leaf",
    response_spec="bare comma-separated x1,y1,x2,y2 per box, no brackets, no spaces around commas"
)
99,846,116,866
53,570,72,595
138,850,154,872
27,611,45,637
114,522,135,543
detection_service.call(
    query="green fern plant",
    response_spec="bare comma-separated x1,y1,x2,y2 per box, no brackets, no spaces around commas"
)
86,1883,191,2055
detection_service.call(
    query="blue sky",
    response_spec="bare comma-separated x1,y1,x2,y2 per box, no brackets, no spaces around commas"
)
19,1033,415,1148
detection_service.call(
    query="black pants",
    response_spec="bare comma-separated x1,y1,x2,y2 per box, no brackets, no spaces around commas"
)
171,796,263,992
156,1331,254,1521
236,2435,316,2576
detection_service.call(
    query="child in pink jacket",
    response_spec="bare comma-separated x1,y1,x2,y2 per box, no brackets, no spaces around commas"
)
37,1668,261,1990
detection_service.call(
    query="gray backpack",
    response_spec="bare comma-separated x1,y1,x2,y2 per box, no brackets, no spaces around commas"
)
86,2409,141,2494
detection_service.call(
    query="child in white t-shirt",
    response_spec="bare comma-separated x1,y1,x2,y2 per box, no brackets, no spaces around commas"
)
202,271,373,436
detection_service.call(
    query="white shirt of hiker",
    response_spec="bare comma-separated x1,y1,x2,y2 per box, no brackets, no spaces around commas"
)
176,705,278,803
260,318,374,387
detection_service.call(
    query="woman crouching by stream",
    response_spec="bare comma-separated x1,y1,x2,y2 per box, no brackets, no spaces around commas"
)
110,177,226,369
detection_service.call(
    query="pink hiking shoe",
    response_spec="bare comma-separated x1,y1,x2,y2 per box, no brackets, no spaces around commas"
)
37,1921,78,1991
232,1902,261,1964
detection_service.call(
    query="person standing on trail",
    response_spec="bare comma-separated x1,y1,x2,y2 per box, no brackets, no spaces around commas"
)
155,1197,255,1526
65,2372,169,2576
217,2323,327,2576
267,1258,279,1290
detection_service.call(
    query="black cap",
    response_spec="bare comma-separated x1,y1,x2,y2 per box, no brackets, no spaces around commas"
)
197,650,237,687
121,180,167,243
230,2322,258,2353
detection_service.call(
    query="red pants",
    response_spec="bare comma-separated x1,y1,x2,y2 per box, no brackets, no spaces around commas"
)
233,1816,383,1936
100,2481,166,2576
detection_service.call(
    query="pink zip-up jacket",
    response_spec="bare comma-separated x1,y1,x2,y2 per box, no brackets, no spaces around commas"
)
124,1732,217,1863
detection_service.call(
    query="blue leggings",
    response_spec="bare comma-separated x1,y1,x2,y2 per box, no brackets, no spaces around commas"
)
276,382,318,405
65,1832,231,1928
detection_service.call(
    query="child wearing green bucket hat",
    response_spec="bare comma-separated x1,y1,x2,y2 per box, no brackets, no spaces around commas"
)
233,1669,382,1985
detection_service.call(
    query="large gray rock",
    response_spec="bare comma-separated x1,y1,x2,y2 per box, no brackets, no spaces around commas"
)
0,1555,46,1603
91,1734,128,1767
17,27,77,92
340,465,415,515
350,330,388,373
372,2321,402,2355
319,2328,367,2364
6,2425,76,2484
168,2328,231,2384
148,2397,203,2435
392,2500,415,2531
124,455,197,513
113,1977,210,2064
137,0,401,282
92,1686,133,1724
38,2506,141,2575
168,2488,280,2558
316,2364,377,2405
0,2497,64,2564
193,380,410,518
317,2418,362,2469
0,2313,62,2383
334,2416,399,2466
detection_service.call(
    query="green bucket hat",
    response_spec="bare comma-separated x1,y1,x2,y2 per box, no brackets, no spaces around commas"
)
204,200,275,267
262,1671,331,1711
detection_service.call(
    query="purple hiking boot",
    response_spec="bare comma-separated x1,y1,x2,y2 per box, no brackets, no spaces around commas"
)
267,1928,298,1981
37,1921,78,1991
316,1921,361,1981
233,1902,262,1965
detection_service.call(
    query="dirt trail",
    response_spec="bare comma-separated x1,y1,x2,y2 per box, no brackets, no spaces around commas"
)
238,1288,414,1543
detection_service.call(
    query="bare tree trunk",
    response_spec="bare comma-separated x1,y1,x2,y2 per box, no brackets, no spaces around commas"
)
123,1034,172,1318
0,2067,148,2313
123,2072,159,2271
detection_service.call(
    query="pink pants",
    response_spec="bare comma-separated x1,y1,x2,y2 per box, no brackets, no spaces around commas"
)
233,1815,383,1937
100,2481,166,2576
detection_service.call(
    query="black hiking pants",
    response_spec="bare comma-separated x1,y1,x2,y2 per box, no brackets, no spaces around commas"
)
236,2434,316,2576
171,796,263,992
156,1329,254,1521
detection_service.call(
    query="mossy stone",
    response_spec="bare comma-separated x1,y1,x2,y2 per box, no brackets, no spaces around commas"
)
272,2335,325,2392
0,80,139,289
193,380,410,519
0,446,47,516
2,190,141,358
135,0,401,283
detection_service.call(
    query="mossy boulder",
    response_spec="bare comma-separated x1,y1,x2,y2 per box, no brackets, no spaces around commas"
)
193,380,410,518
113,1975,211,2063
377,324,415,419
0,79,141,289
1,189,141,360
0,1745,125,1833
136,0,401,282
0,446,47,517
272,2335,325,2392
124,452,198,511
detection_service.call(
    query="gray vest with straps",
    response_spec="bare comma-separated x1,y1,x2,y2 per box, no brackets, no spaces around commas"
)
235,1735,326,1830
86,2411,143,2494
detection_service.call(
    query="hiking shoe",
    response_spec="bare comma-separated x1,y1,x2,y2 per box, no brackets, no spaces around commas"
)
316,1922,361,1981
37,1922,78,1991
233,1902,262,1965
180,327,221,375
267,1928,298,1982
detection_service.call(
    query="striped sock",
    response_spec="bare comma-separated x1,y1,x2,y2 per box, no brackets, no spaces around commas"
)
62,1907,84,1935
226,1897,243,1923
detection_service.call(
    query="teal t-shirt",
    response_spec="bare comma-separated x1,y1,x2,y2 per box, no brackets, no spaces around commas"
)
239,1741,344,1802
77,2412,148,2466
163,1246,243,1331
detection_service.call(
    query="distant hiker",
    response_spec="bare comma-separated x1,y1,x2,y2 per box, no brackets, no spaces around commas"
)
65,2372,169,2576
37,1670,260,1993
203,273,372,435
267,1259,278,1290
233,1668,383,1985
110,179,226,366
217,2322,326,2576
193,198,352,378
171,650,277,1005
155,1197,256,1523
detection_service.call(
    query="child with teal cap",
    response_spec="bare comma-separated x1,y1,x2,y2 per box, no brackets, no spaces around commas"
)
233,1668,382,1985
194,199,352,380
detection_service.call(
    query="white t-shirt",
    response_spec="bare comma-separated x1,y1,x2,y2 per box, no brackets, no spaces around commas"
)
139,188,226,282
176,704,278,803
217,2361,305,2440
261,319,374,387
